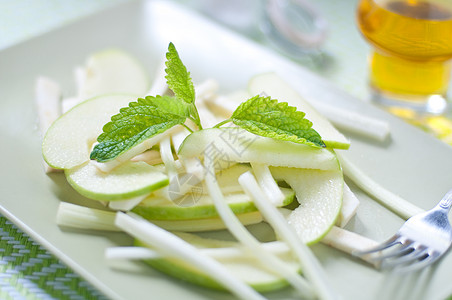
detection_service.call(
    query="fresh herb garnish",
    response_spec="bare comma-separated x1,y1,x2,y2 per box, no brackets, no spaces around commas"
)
90,43,323,163
165,42,202,130
215,95,324,148
90,95,190,162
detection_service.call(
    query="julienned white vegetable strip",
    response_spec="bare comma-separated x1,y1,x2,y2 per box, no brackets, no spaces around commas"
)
197,105,222,128
194,79,219,106
115,212,266,300
321,227,379,267
172,128,190,151
131,150,163,165
312,102,390,142
56,202,120,231
159,137,178,180
61,67,88,113
337,153,424,220
74,66,87,99
203,155,315,299
105,241,290,261
336,183,360,228
35,76,61,134
180,157,205,181
61,97,81,114
106,246,160,260
238,172,336,300
35,76,62,173
250,163,285,206
108,195,147,211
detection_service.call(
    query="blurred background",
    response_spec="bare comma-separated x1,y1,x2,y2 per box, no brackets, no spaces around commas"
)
2,0,452,145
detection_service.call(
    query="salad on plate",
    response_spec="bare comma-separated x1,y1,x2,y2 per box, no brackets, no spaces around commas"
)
35,42,422,300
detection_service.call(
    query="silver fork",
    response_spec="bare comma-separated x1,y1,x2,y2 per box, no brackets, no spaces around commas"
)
354,188,452,273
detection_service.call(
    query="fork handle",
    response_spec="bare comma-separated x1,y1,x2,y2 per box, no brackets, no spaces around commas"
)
439,189,452,211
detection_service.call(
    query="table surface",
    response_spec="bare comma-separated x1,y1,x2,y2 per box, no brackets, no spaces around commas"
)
1,0,451,299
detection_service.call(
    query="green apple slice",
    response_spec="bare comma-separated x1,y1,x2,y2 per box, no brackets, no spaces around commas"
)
132,188,294,220
150,211,263,232
271,167,343,245
135,233,299,292
248,72,350,149
42,94,136,170
79,49,149,99
65,161,168,201
178,128,340,171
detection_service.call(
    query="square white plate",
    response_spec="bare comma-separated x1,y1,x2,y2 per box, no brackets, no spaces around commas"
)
1,1,452,299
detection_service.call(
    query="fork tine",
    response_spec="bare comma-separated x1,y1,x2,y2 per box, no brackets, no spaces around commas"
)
391,251,441,273
371,240,415,262
380,245,427,269
352,235,400,256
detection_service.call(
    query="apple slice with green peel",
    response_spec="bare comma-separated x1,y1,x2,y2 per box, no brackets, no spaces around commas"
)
271,167,343,245
135,233,299,292
42,94,137,170
149,211,263,232
132,188,294,221
65,161,168,201
248,72,350,150
132,164,294,220
178,128,340,171
79,49,149,99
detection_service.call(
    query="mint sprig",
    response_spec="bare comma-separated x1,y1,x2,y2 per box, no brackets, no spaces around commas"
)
216,95,324,148
165,42,202,129
90,95,189,162
165,43,195,104
90,42,325,163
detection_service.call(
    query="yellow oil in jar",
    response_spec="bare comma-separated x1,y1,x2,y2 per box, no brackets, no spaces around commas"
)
357,0,452,100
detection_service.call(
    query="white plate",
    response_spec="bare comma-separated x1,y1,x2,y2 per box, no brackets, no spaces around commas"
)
1,1,452,299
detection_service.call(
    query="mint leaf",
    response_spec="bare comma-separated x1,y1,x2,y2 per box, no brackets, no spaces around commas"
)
230,95,324,147
137,95,191,118
165,42,195,104
90,95,190,162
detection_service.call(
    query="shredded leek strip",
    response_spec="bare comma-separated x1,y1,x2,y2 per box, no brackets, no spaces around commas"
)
131,150,162,165
108,195,147,211
238,171,337,300
35,76,62,173
337,153,424,220
105,246,159,260
312,102,390,142
203,153,315,299
336,183,360,227
194,79,219,106
106,240,290,262
115,212,265,300
56,202,120,231
171,128,190,151
159,137,178,180
321,227,379,267
250,163,285,206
